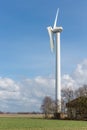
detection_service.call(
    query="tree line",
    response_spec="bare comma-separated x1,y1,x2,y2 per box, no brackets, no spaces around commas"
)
41,85,87,118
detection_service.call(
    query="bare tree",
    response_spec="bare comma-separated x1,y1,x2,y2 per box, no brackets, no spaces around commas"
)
61,87,74,114
41,96,55,118
75,85,87,98
74,85,87,117
62,87,74,102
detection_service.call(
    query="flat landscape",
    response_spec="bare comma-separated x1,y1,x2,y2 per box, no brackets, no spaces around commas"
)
0,114,87,130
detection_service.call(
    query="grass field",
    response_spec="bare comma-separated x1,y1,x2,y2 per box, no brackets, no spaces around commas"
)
0,115,87,130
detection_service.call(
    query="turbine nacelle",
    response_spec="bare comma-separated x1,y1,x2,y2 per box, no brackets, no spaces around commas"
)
52,27,63,33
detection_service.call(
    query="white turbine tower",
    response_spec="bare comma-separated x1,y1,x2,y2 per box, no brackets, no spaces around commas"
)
47,9,63,115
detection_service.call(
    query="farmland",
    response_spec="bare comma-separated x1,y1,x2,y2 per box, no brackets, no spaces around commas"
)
0,114,87,130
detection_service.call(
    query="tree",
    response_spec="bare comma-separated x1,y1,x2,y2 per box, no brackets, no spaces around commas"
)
62,87,74,102
41,96,55,118
61,87,74,115
77,96,87,115
75,85,87,98
74,85,87,118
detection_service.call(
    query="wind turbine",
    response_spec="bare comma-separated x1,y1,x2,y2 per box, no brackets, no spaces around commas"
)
47,9,63,115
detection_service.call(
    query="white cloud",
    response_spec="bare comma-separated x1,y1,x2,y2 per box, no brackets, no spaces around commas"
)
0,76,55,112
62,59,87,90
0,77,19,91
73,59,87,85
0,59,87,112
62,74,76,90
19,76,55,111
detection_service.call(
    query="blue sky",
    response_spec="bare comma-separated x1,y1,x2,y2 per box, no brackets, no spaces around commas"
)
0,0,87,112
0,0,87,77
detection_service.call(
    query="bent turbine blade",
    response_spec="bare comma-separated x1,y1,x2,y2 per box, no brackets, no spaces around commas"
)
47,27,54,52
53,8,59,29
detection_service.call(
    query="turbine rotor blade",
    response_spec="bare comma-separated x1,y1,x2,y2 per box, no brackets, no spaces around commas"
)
47,26,54,52
53,8,59,29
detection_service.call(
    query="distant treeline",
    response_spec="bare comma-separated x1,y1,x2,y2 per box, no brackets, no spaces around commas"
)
0,111,42,114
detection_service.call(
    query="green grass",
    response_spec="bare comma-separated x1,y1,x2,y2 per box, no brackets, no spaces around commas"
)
0,117,87,130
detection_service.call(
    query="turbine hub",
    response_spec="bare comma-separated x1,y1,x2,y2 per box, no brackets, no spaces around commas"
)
52,27,63,33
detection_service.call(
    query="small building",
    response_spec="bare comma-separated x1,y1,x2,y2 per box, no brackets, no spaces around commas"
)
66,96,87,120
